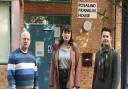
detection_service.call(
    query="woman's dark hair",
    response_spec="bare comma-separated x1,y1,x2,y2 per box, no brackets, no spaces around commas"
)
101,27,111,36
58,25,74,47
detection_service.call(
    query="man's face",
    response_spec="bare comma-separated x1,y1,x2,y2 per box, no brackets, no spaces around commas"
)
20,31,30,51
101,31,112,45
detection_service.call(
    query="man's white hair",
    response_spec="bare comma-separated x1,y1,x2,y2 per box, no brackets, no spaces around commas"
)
21,30,30,39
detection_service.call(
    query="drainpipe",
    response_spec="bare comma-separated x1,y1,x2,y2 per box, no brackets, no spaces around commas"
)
9,1,12,51
114,1,116,49
121,0,127,89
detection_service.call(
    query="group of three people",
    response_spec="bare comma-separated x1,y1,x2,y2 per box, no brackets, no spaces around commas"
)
7,25,119,89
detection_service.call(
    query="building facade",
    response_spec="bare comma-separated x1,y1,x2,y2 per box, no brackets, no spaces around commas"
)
0,0,123,89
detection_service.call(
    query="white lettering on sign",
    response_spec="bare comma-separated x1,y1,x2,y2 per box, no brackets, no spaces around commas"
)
77,2,97,18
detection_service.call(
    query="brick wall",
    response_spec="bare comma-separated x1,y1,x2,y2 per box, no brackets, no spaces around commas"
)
72,0,116,53
72,0,121,89
24,2,71,14
0,65,8,89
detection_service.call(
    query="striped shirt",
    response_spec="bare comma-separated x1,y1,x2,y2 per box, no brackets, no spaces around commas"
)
7,48,38,89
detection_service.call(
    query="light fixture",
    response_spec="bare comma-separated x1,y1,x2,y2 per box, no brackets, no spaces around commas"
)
83,21,92,31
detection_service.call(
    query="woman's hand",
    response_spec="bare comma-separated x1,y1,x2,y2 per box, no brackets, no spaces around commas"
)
49,87,53,89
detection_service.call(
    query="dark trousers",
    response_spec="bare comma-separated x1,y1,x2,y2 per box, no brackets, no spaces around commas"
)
59,69,69,89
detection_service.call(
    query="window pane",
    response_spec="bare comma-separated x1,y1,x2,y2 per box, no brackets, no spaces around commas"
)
53,16,71,25
0,2,10,63
26,0,71,2
25,15,71,25
25,15,53,24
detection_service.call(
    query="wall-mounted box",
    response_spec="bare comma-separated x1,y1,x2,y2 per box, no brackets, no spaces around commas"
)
82,53,92,67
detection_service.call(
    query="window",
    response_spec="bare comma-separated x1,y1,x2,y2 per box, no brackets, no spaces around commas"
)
26,0,71,2
25,14,71,26
0,2,10,63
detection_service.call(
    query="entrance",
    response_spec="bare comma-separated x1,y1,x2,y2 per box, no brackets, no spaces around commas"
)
28,24,55,89
25,14,71,89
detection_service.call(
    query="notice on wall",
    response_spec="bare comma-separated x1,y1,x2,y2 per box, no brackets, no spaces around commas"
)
77,2,97,18
35,41,44,56
54,27,60,37
48,45,53,53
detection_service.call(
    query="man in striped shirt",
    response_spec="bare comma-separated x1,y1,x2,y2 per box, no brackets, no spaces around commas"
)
7,31,38,89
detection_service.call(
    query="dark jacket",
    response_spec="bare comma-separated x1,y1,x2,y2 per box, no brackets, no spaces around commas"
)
92,48,120,89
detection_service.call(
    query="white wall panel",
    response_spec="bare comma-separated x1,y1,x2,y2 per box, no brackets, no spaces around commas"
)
0,2,10,63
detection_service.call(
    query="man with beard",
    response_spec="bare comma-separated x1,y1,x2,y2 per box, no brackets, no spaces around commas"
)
92,27,120,89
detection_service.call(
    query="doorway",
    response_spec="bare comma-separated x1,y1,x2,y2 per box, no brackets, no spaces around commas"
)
28,24,54,89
